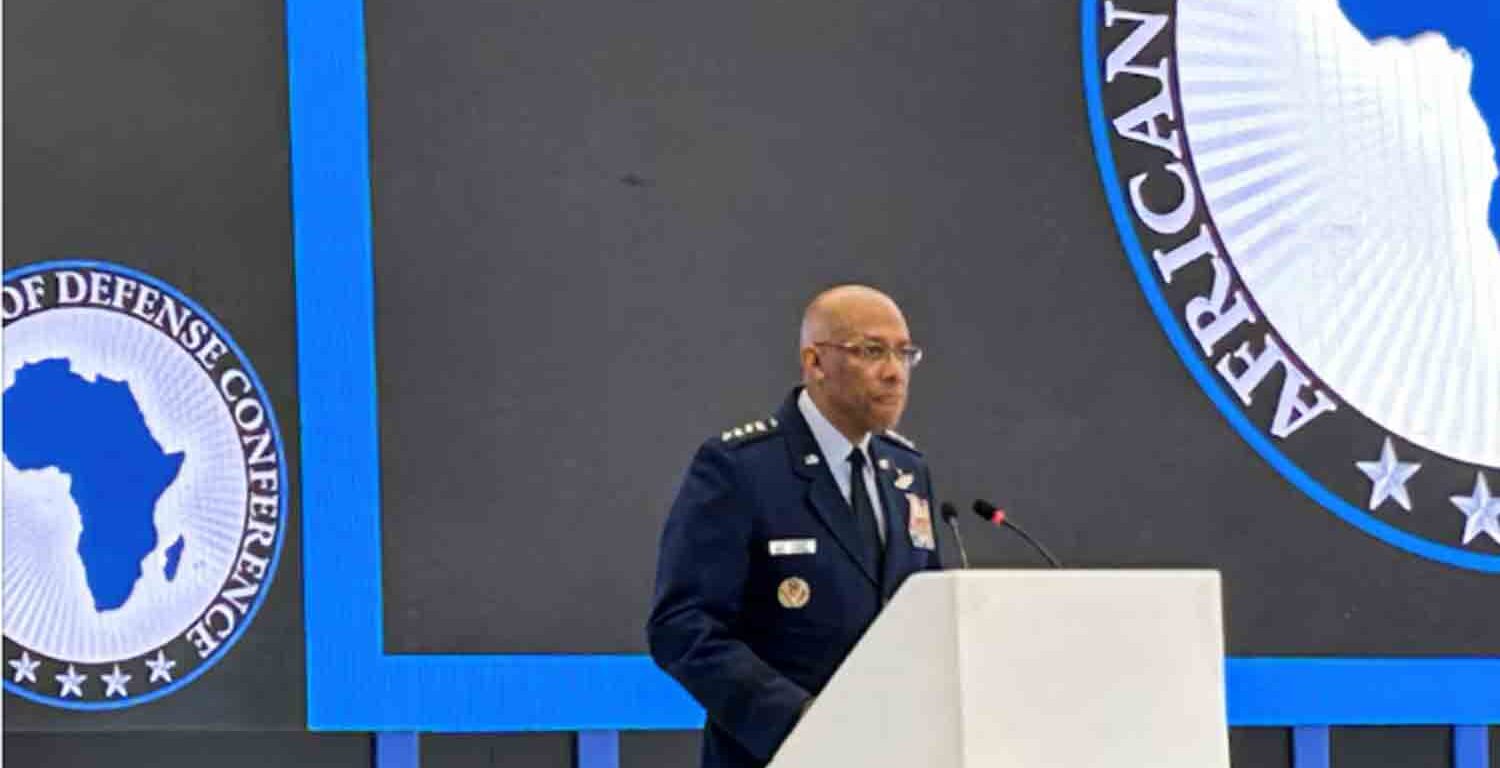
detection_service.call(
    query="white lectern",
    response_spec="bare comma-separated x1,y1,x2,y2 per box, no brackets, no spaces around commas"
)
769,570,1228,768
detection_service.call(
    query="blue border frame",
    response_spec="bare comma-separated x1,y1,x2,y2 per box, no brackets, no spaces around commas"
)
2,259,290,711
286,0,700,731
1081,0,1500,724
286,0,1500,730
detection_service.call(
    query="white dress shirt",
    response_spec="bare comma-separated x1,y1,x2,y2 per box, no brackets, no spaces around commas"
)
798,389,887,542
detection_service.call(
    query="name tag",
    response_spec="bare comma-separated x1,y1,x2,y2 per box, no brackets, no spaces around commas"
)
768,538,817,556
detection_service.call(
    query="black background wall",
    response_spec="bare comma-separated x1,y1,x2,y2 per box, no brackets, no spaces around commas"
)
368,0,1496,658
5,0,1496,763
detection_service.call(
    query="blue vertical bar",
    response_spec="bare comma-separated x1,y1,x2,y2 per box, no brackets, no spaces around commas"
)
577,730,621,768
1454,726,1490,768
1293,726,1331,768
285,0,386,728
375,732,420,768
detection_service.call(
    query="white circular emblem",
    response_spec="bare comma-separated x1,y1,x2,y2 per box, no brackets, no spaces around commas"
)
3,261,286,709
1086,0,1500,569
1175,0,1500,467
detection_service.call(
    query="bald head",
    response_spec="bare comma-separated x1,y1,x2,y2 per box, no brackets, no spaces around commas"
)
798,284,914,440
799,285,904,349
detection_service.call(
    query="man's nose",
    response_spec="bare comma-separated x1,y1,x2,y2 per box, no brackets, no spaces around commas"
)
878,355,908,382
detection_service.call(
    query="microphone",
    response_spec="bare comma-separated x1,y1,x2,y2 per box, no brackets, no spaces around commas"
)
938,502,970,569
972,499,1063,567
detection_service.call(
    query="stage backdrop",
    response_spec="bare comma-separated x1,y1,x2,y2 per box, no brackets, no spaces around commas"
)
364,0,1497,659
6,0,1498,764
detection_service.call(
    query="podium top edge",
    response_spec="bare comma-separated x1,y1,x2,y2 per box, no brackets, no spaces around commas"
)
913,569,1221,581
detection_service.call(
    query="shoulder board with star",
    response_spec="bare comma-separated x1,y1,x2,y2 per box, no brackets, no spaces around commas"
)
719,417,781,447
876,429,922,455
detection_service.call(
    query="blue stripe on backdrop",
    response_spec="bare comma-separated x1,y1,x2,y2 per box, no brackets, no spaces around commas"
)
1454,726,1490,768
1292,727,1330,768
375,733,420,768
1227,659,1500,724
285,0,701,732
577,731,621,768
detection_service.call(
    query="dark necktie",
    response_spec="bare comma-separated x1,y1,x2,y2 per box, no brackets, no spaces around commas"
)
846,448,884,579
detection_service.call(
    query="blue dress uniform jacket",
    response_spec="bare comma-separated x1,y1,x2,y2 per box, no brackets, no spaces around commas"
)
647,389,943,768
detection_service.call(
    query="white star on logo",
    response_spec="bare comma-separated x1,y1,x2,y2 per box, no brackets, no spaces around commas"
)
145,650,177,684
1450,473,1500,546
1356,437,1422,511
55,665,86,698
101,664,132,698
8,652,40,684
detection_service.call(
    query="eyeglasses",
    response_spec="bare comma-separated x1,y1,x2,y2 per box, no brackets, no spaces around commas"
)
814,341,925,368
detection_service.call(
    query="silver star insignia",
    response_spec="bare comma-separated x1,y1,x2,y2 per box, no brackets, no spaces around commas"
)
8,651,39,684
145,649,177,684
1450,473,1500,546
55,665,87,698
102,664,132,698
1355,438,1421,511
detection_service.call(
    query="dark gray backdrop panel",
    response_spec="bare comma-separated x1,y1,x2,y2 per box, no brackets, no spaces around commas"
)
621,730,702,768
1332,727,1451,768
370,0,1499,657
421,732,571,768
4,0,302,730
1228,729,1293,768
4,732,369,768
367,0,1499,657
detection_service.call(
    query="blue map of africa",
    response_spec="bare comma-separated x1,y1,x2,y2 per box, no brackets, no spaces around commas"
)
4,358,186,611
1340,0,1500,238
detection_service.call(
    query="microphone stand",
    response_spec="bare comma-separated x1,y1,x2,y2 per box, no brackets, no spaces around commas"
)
939,502,971,569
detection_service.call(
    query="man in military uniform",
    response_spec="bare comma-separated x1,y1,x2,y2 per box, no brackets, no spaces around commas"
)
647,285,943,768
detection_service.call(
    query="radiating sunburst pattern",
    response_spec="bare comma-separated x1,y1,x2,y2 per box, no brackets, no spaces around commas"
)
1177,0,1500,467
3,308,247,663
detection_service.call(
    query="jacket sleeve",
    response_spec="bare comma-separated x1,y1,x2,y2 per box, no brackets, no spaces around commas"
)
647,440,811,761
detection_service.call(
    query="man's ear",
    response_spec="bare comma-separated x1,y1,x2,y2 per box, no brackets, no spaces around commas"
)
800,346,824,381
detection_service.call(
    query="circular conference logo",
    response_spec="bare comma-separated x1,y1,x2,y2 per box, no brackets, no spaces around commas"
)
1084,0,1500,570
2,261,286,709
